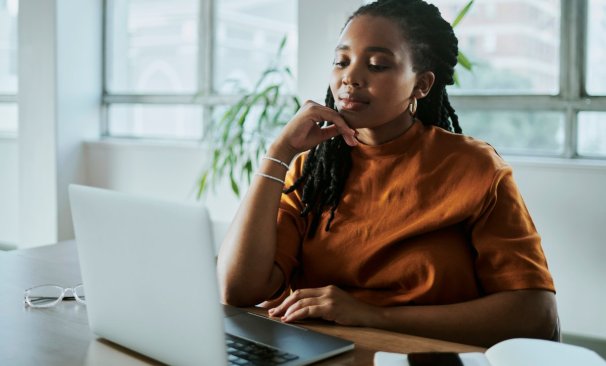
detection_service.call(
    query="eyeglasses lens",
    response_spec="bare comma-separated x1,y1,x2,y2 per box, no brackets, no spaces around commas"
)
26,285,63,307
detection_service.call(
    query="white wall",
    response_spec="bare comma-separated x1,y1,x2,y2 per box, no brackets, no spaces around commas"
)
84,140,242,254
511,160,606,338
0,138,18,249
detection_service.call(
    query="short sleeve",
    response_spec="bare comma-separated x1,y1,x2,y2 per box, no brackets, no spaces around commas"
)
470,167,555,294
273,154,308,290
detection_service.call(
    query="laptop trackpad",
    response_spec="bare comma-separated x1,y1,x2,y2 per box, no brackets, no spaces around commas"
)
224,312,346,358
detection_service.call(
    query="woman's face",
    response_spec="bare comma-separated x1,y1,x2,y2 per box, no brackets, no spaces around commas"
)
330,15,423,130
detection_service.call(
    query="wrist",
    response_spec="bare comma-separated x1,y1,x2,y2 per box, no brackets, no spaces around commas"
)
267,141,298,165
358,303,385,328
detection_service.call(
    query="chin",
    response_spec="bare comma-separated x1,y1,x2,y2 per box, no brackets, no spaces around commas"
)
340,111,374,129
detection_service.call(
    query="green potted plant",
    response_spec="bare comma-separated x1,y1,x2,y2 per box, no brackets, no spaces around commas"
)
197,0,474,199
197,36,300,198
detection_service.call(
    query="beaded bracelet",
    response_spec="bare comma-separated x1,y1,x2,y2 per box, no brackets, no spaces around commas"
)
262,156,290,170
255,172,285,185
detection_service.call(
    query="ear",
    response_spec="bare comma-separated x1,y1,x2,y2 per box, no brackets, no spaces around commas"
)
413,71,435,99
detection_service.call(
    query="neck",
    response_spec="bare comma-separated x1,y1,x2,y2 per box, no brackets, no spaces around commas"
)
355,114,415,146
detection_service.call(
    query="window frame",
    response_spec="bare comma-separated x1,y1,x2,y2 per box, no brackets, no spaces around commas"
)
0,95,18,138
0,0,19,137
101,0,606,159
447,0,606,159
0,95,17,103
101,0,222,141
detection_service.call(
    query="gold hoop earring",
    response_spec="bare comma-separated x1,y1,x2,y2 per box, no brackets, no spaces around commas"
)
408,97,417,116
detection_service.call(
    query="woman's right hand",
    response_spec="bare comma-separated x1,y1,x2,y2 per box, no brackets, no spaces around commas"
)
272,100,358,158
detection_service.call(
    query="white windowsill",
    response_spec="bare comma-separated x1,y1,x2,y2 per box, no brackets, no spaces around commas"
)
504,155,606,171
85,138,211,152
85,139,606,171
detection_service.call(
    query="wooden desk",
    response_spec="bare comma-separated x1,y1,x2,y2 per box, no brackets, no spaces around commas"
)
0,241,484,365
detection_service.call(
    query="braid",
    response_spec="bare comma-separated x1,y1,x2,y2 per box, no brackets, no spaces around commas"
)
285,0,461,237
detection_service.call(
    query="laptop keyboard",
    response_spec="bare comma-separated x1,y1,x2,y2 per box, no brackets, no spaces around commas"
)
226,334,300,365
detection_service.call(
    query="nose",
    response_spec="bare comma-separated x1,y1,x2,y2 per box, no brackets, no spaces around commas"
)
342,74,360,88
341,63,364,88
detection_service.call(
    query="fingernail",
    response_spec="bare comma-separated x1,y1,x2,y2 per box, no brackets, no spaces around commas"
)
269,308,275,314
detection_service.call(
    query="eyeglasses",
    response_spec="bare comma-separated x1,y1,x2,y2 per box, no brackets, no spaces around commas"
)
24,284,86,308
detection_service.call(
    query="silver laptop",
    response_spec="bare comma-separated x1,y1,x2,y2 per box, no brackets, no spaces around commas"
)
69,184,354,366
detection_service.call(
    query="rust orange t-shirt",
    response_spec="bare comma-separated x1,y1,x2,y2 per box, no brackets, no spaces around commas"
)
274,120,555,307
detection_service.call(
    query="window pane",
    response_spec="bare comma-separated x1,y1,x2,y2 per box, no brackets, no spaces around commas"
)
214,0,297,94
106,0,199,94
0,103,17,134
0,0,18,94
459,111,565,155
578,112,606,157
431,0,560,95
108,104,203,139
586,0,606,95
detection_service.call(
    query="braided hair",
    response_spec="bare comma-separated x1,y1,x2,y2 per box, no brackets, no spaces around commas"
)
284,0,462,237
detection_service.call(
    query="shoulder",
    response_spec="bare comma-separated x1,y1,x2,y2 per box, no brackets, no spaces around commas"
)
420,123,509,173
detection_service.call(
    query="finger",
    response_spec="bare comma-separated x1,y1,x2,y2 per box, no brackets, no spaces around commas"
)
310,107,357,146
269,288,325,317
282,298,319,318
317,123,358,147
282,304,325,323
318,124,340,141
258,288,290,311
269,289,315,317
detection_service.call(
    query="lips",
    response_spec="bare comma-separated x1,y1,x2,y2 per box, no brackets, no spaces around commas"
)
338,94,370,112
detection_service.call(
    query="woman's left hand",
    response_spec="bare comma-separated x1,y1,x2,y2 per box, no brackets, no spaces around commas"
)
267,285,377,326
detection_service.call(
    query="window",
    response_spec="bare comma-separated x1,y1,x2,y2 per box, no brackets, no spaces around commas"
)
103,0,297,140
586,0,606,96
437,0,561,95
578,112,606,157
428,0,606,158
106,0,199,94
0,0,18,135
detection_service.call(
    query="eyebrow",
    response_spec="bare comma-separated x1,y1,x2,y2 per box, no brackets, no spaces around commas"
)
335,44,395,56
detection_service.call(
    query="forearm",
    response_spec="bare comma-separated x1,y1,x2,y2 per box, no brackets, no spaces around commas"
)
217,142,297,306
366,290,558,347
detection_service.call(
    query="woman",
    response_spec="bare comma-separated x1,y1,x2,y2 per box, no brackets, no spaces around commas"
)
217,0,558,347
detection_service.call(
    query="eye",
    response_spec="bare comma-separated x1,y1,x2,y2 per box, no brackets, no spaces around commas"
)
369,64,389,72
333,60,349,68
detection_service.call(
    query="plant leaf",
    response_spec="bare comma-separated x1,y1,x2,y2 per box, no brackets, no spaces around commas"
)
253,67,279,92
271,103,287,126
457,51,473,71
244,159,253,184
211,148,221,171
220,97,248,142
453,71,460,87
257,95,271,131
230,171,240,197
277,34,287,57
237,104,252,127
452,0,474,28
199,36,298,200
196,171,209,199
292,96,301,110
